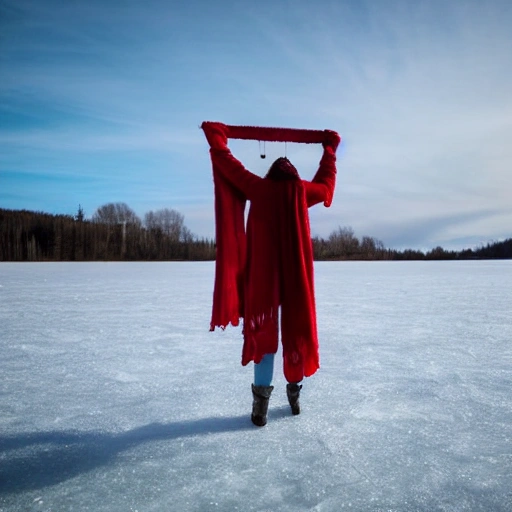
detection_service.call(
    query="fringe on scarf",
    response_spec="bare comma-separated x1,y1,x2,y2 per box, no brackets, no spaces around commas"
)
246,306,277,332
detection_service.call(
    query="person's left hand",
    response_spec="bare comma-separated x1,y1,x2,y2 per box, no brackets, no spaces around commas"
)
202,122,228,148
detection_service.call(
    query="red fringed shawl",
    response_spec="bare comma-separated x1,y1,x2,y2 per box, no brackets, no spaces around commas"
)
226,124,327,144
203,122,338,383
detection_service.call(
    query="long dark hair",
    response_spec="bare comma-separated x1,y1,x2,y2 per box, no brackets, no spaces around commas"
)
264,157,300,181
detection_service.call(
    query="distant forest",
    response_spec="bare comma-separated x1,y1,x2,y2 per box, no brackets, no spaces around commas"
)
1,204,511,262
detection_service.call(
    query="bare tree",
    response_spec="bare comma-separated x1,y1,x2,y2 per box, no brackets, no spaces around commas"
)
92,203,141,258
144,208,184,243
328,226,360,258
92,202,141,226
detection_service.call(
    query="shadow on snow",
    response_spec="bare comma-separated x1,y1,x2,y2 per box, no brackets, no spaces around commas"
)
0,413,259,494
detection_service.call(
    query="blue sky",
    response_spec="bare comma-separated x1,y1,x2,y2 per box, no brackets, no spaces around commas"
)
1,0,511,250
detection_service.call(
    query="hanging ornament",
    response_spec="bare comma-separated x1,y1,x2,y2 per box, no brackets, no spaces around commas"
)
259,140,266,159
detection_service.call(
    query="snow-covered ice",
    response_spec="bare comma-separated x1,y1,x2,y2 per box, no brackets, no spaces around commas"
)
0,261,511,511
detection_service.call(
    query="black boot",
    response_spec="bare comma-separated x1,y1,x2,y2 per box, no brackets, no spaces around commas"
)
286,383,302,415
251,384,274,427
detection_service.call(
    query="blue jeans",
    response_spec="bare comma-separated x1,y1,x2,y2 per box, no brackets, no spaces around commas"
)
254,353,275,387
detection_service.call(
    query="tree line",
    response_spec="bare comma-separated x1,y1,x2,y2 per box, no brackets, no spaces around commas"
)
0,204,215,261
311,226,512,260
0,204,510,261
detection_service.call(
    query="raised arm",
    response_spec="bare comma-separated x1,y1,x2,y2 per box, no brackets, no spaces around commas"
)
201,122,261,198
305,130,340,208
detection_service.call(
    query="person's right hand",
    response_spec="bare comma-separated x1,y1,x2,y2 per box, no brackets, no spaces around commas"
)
201,121,228,149
323,130,341,152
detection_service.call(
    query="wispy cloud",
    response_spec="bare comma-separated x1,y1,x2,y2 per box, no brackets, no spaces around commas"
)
1,0,511,248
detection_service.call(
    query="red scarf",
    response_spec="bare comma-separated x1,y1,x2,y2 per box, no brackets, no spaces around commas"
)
207,124,332,383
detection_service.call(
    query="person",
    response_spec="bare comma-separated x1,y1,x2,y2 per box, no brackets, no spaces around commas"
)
202,121,340,426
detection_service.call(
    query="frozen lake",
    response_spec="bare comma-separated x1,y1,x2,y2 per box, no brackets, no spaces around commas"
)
1,261,511,512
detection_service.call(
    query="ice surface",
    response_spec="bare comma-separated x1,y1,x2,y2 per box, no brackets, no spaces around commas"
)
0,261,511,511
